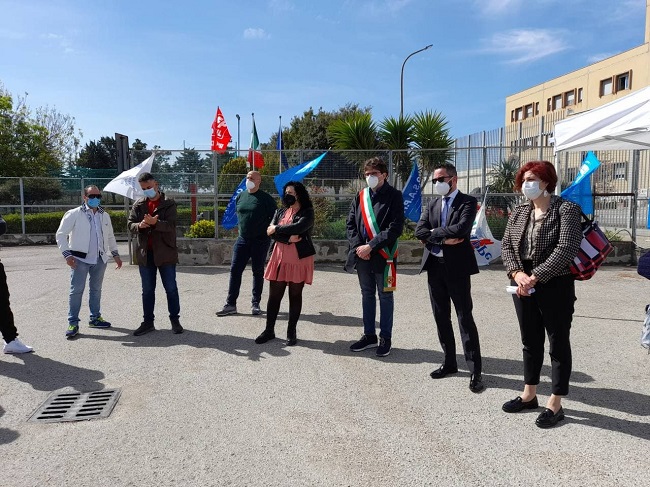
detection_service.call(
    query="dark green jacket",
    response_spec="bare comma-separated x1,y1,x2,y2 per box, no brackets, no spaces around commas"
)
128,193,178,266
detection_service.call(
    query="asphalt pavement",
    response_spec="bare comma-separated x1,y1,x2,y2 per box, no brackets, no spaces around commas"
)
1,244,649,486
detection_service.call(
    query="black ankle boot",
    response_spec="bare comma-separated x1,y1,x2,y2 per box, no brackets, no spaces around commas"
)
285,324,297,346
255,328,275,344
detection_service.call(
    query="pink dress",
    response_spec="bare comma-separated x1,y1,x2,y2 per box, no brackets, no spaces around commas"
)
264,208,315,285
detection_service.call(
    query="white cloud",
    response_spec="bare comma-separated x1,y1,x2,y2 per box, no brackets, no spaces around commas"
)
41,32,75,53
362,0,415,15
243,28,271,40
586,52,615,64
476,0,522,15
482,29,568,64
269,0,294,12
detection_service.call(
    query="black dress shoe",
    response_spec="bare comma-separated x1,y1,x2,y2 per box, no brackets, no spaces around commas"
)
502,396,539,413
535,407,565,428
255,329,275,344
429,365,459,379
469,374,485,393
285,326,297,346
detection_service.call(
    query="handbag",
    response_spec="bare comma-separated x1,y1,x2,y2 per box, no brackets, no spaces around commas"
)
637,251,650,279
569,212,613,280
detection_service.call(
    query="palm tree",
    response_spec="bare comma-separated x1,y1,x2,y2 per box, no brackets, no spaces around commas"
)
411,110,453,186
327,112,381,166
378,115,413,184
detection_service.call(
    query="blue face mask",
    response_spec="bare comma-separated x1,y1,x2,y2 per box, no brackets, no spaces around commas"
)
143,188,157,198
86,198,101,208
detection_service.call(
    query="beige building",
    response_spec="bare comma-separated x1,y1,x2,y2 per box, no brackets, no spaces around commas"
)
503,0,650,196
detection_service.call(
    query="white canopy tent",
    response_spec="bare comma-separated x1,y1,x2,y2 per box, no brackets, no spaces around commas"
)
553,86,650,153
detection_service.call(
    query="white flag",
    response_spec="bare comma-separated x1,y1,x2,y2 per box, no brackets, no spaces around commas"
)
103,153,155,200
470,204,502,266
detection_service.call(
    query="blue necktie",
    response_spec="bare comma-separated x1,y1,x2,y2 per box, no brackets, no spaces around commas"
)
441,197,450,228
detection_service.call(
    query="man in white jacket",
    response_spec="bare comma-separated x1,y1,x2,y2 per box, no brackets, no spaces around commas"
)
56,185,122,338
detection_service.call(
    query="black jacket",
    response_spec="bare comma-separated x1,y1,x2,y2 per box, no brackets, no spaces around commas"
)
345,182,404,273
269,206,316,259
415,191,479,277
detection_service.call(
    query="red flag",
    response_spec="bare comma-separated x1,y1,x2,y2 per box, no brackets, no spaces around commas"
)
247,118,265,168
211,107,231,153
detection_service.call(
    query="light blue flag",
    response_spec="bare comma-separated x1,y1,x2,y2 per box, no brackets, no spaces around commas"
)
561,151,601,215
221,177,247,229
274,152,327,194
403,162,422,221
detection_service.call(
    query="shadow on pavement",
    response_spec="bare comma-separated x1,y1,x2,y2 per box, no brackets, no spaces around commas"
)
0,353,105,392
0,406,19,445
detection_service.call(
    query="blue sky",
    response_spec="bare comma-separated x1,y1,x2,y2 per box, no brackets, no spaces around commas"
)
0,0,646,152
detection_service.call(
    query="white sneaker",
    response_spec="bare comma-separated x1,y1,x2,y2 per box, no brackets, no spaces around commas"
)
3,338,34,354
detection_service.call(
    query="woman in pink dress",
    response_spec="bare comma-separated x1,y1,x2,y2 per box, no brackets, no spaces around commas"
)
255,181,315,346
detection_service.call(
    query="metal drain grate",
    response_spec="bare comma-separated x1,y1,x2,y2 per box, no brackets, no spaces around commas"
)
28,389,121,423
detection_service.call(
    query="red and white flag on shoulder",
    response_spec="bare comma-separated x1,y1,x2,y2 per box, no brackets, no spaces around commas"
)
211,107,231,153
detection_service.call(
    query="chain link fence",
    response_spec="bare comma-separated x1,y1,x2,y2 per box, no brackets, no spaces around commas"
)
2,145,649,239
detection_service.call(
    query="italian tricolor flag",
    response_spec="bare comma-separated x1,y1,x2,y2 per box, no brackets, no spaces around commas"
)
247,119,265,168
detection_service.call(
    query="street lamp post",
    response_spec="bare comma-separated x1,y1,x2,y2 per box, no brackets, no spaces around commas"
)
235,114,240,156
400,44,433,119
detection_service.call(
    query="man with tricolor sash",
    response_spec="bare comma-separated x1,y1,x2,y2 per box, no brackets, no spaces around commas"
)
345,157,404,357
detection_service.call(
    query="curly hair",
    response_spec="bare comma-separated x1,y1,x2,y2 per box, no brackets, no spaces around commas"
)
514,160,557,193
283,181,313,209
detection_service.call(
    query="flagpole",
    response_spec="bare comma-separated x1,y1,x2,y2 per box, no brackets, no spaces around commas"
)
251,113,255,171
278,115,282,174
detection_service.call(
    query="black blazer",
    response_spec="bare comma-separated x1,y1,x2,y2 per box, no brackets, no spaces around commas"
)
345,182,404,273
269,206,316,259
414,191,479,277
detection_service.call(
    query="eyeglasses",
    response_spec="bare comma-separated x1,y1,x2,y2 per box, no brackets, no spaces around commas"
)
432,176,453,184
87,194,102,199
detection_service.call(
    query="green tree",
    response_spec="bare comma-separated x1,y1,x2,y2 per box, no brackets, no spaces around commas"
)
411,110,454,186
378,115,413,184
77,136,117,169
0,86,60,176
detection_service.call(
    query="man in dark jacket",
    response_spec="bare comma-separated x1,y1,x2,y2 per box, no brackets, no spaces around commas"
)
0,215,34,353
345,157,404,357
415,163,484,393
128,172,182,336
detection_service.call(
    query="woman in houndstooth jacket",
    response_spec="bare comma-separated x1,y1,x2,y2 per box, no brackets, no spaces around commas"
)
500,161,583,429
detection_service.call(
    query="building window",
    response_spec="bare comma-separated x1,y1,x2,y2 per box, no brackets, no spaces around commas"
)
547,98,552,111
565,90,575,106
565,167,577,183
615,72,630,92
514,107,523,121
552,94,562,110
577,88,583,102
511,110,515,122
600,77,613,96
614,162,627,180
535,102,539,115
525,104,534,118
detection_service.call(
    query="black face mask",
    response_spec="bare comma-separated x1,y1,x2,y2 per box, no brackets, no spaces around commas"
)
282,194,297,207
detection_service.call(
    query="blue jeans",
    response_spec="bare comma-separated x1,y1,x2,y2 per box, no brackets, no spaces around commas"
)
226,236,271,307
356,259,394,338
139,250,180,323
68,259,107,325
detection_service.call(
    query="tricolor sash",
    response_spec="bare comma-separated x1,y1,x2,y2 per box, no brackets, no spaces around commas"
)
359,188,399,291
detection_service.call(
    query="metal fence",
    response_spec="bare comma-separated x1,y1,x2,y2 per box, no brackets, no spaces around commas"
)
1,145,648,239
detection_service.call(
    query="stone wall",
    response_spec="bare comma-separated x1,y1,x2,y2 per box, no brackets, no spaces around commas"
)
0,235,636,267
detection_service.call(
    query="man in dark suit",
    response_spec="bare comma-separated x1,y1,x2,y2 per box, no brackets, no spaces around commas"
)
415,164,484,393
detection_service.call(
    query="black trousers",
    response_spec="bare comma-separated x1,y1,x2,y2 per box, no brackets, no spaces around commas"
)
0,262,18,343
512,262,575,396
426,258,482,375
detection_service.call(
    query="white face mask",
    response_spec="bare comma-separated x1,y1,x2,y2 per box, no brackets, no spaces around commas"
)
522,180,544,200
433,181,450,196
245,179,256,192
366,175,379,190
